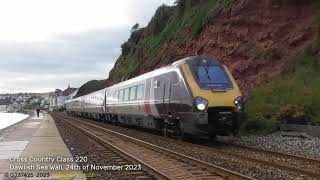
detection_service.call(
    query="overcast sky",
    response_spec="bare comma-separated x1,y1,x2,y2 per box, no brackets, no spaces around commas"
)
0,0,175,93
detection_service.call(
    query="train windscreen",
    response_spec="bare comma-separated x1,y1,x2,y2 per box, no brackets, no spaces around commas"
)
192,65,233,90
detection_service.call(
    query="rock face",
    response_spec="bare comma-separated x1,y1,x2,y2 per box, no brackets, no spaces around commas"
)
107,0,317,97
75,80,107,98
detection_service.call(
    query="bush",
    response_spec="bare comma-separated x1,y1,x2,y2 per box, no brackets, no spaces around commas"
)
276,104,313,125
244,47,320,134
143,5,175,37
121,28,144,55
242,113,279,134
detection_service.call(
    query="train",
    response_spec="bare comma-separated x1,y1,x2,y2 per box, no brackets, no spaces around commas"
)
65,56,245,138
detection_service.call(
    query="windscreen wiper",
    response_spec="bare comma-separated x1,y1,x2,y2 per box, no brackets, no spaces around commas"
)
203,66,212,82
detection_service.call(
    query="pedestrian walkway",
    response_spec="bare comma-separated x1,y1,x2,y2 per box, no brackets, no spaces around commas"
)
0,111,86,179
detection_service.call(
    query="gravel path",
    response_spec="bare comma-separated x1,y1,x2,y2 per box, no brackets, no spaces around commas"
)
55,114,317,179
218,132,320,160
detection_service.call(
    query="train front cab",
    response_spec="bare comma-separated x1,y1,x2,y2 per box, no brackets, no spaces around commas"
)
179,57,245,138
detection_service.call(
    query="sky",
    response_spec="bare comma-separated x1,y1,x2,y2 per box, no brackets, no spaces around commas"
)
0,0,175,93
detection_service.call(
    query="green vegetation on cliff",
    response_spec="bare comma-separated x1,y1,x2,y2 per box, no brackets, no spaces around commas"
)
243,46,320,134
108,0,233,83
242,2,320,134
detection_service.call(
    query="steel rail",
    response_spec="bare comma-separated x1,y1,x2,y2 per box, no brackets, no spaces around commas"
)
173,139,320,178
200,145,320,179
55,113,252,180
221,142,320,165
55,114,171,180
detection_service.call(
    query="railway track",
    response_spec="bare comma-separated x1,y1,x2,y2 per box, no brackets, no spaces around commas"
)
53,113,251,180
212,142,320,175
54,113,320,179
184,141,320,179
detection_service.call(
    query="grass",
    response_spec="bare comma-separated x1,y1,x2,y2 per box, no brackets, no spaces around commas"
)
190,0,234,34
243,47,320,134
113,55,139,80
138,0,234,53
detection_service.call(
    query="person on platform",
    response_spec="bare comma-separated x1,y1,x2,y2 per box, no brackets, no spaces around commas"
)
36,108,40,117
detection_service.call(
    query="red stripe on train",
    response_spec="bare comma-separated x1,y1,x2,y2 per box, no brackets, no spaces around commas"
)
144,79,152,116
145,100,152,115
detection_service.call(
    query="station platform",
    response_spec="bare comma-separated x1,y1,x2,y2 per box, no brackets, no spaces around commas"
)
0,112,85,179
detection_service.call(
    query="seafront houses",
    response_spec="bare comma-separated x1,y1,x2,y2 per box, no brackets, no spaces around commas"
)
51,86,78,110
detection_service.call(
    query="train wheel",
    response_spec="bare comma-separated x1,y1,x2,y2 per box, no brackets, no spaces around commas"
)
176,130,184,141
175,123,184,140
163,123,168,137
209,134,217,140
113,115,119,126
232,129,239,136
103,115,107,123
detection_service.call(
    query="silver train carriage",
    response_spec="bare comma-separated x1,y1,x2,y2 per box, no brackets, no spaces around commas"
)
65,56,245,138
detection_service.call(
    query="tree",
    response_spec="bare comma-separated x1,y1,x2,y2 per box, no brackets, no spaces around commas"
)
131,23,140,32
174,0,187,15
174,0,187,7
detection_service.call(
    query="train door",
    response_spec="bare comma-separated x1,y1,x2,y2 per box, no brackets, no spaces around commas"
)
112,90,118,116
152,76,164,117
81,97,85,117
163,72,174,115
169,72,181,116
140,78,156,128
170,71,193,115
105,90,110,115
103,89,107,116
152,73,172,117
129,86,139,116
136,84,145,117
143,78,152,116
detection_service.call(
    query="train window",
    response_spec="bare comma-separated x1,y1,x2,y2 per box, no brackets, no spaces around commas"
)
154,80,160,88
136,85,144,100
192,65,232,89
119,90,124,101
124,88,130,101
114,91,119,101
129,86,137,100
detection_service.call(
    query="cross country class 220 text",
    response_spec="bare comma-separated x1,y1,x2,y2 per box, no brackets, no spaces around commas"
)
9,156,87,163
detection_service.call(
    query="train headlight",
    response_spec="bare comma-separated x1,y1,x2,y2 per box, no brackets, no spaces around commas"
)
234,96,244,111
195,97,208,111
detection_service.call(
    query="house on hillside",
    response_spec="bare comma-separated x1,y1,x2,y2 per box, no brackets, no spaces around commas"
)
63,86,78,100
56,86,78,109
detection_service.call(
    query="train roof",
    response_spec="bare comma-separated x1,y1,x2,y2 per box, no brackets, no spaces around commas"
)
67,56,222,99
110,63,175,89
81,88,107,97
109,56,222,89
172,56,221,66
65,96,81,103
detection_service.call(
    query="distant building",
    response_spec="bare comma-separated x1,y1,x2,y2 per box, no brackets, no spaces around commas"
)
49,95,54,108
68,88,78,100
53,86,78,109
53,89,62,108
62,86,78,100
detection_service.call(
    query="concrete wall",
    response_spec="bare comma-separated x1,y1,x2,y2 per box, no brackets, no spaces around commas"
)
284,124,320,137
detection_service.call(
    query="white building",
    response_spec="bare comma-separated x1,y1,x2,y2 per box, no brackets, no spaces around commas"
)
52,86,78,109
